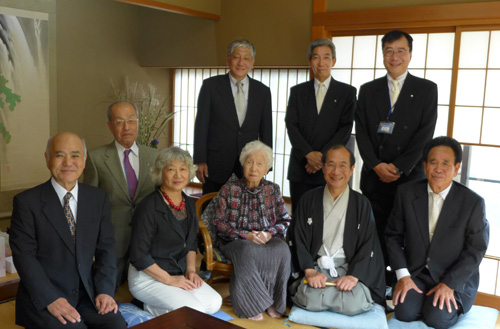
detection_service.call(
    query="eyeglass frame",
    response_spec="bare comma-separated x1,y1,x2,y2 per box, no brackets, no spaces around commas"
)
112,118,139,126
383,49,410,57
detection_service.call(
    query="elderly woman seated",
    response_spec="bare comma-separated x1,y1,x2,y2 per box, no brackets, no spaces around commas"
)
128,146,222,316
211,140,291,321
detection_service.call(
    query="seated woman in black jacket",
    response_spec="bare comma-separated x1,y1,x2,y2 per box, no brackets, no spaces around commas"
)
128,146,222,316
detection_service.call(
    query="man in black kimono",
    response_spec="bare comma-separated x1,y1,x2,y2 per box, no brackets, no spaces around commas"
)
288,145,385,309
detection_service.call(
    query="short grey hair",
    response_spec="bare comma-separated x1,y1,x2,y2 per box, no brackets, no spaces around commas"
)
308,38,336,60
239,140,273,170
227,39,256,59
45,134,87,159
150,146,196,186
106,101,139,122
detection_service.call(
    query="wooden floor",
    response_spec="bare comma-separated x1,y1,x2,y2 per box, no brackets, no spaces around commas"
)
2,281,500,329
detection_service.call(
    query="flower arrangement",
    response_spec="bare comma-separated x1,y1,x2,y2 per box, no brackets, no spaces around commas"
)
110,77,174,148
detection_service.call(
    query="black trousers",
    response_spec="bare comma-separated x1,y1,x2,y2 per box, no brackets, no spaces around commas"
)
25,290,127,329
202,157,243,195
394,269,462,329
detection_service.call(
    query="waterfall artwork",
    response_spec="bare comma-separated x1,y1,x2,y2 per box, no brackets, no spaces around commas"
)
0,7,49,191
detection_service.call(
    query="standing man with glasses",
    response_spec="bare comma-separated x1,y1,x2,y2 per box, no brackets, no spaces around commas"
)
194,39,272,194
355,30,438,292
286,38,356,214
84,101,158,289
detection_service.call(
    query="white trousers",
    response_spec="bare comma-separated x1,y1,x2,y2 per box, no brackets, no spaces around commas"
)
128,265,222,317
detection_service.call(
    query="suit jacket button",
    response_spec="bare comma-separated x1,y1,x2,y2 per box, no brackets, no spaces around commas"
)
427,257,431,262
397,146,401,151
72,289,78,295
379,145,383,149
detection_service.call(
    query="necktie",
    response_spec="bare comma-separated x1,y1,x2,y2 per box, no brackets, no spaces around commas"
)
316,82,326,114
429,192,442,242
64,192,76,240
124,149,138,199
235,81,246,126
390,79,400,108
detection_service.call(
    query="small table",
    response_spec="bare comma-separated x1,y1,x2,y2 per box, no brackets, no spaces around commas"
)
132,306,243,329
0,272,19,302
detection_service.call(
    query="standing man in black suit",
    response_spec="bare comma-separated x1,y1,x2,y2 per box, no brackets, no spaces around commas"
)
10,132,126,329
355,30,438,284
194,39,272,194
386,136,489,328
286,38,356,213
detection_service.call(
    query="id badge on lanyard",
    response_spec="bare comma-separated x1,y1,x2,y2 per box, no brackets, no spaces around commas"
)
378,89,396,134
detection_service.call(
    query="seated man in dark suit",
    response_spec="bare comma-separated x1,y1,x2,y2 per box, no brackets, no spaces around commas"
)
10,132,126,329
194,39,272,194
386,136,489,329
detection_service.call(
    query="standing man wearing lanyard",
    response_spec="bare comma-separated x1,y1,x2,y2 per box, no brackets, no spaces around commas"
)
355,30,437,292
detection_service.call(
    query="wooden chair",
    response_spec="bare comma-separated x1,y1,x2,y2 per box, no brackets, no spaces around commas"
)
196,192,234,285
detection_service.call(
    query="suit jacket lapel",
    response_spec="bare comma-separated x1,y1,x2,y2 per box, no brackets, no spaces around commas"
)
313,78,340,120
75,183,92,254
155,192,185,239
221,74,240,127
103,142,130,200
375,78,392,145
412,182,431,249
134,145,153,201
41,181,76,255
431,183,460,244
390,73,416,122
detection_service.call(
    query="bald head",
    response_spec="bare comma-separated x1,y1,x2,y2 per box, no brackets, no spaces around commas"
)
45,132,87,190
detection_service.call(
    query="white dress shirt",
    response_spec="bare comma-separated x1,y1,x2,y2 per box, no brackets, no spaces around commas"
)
51,178,79,223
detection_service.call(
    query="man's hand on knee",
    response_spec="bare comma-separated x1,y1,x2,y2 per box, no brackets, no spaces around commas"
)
47,297,81,325
427,282,458,313
393,276,422,306
96,294,119,315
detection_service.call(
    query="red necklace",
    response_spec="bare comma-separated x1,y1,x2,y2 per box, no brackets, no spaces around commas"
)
160,189,185,211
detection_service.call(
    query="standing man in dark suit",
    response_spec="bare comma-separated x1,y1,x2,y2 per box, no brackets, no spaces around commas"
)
194,39,272,194
83,101,158,288
286,38,356,213
386,136,489,328
10,132,126,329
355,30,438,284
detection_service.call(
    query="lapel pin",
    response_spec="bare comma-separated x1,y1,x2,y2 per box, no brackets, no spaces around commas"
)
307,218,313,225
411,94,414,98
334,99,337,103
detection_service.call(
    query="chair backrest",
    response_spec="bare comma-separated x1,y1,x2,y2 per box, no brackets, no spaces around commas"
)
196,192,220,247
196,192,218,220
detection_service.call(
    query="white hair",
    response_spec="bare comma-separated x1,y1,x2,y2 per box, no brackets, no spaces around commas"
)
239,140,273,170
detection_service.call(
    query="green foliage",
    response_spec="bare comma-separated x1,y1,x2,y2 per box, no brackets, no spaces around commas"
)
0,75,21,144
110,77,174,147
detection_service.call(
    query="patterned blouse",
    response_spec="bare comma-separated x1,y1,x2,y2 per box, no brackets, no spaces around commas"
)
213,178,291,245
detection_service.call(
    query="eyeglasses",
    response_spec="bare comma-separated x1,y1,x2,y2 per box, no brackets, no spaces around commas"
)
383,49,410,57
112,118,138,125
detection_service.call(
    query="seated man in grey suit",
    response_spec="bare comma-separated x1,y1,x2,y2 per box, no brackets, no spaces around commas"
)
83,101,158,288
288,145,385,314
386,136,489,329
10,132,126,329
194,39,272,194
